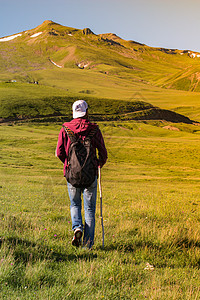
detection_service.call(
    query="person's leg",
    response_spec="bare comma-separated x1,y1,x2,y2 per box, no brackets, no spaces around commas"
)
83,177,97,248
67,181,83,232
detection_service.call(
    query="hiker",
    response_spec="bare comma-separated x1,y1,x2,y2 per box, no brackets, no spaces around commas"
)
56,100,107,249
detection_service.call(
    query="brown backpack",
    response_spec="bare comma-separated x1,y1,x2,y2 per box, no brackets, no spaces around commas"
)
63,126,98,188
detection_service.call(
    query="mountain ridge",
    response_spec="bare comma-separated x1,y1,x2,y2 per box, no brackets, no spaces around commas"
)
1,20,198,54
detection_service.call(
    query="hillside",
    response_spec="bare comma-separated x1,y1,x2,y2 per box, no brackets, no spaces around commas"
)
1,21,200,300
1,20,200,91
1,20,200,122
0,89,193,124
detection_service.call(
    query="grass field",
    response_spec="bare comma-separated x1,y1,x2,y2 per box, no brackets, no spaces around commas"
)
1,120,200,299
1,20,200,299
2,75,200,125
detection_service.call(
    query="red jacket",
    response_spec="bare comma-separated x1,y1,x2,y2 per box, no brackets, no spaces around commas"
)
56,118,108,176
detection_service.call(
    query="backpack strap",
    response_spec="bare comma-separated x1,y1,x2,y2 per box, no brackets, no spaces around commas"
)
62,126,77,143
63,125,99,142
87,126,99,139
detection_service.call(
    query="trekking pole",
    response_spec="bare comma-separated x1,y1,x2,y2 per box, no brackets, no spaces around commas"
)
98,166,104,249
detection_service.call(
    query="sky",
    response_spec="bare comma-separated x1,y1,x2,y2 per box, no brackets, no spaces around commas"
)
1,0,200,52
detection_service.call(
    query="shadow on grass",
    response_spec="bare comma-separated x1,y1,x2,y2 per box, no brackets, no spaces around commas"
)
1,236,97,263
102,238,200,252
98,238,200,268
2,234,200,268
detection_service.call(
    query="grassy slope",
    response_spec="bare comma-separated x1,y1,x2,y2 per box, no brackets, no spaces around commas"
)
1,21,200,122
1,71,200,122
1,20,200,299
0,84,193,124
1,122,200,299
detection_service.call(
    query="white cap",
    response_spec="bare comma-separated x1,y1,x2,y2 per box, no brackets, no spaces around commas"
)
72,100,88,119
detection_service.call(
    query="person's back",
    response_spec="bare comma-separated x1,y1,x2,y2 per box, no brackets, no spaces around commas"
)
56,100,107,249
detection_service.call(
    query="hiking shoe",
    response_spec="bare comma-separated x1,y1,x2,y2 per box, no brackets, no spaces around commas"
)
72,228,82,247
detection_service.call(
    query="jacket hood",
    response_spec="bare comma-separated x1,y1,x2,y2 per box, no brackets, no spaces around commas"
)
63,118,96,135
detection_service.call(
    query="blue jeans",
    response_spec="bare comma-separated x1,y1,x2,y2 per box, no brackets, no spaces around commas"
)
67,177,97,248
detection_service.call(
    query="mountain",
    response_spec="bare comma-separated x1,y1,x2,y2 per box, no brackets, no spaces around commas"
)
1,20,200,123
1,20,200,91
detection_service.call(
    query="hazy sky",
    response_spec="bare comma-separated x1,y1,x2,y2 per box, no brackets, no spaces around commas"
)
1,0,200,52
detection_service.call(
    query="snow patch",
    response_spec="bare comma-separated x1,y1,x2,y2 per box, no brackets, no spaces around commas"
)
68,34,73,36
190,52,200,58
77,62,90,69
50,59,63,68
0,33,22,42
180,51,200,58
31,32,43,38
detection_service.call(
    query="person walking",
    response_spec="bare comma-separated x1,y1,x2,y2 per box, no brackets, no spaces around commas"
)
56,100,107,249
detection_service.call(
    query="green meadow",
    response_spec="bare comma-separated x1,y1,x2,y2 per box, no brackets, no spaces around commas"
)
2,73,200,124
1,120,200,299
1,20,200,299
